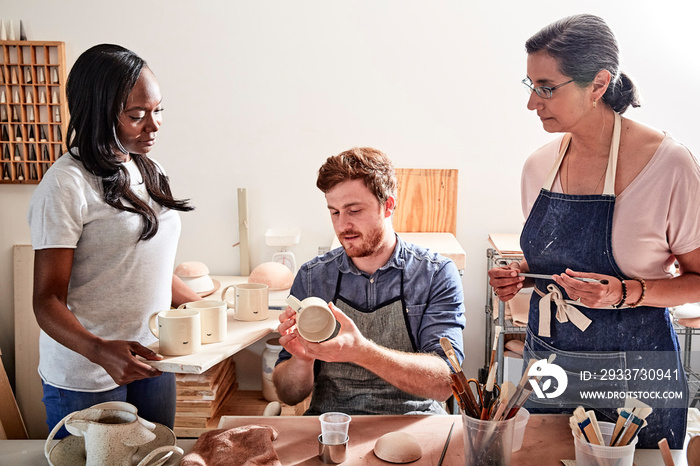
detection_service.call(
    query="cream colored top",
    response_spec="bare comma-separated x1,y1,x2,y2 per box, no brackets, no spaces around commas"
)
521,134,700,279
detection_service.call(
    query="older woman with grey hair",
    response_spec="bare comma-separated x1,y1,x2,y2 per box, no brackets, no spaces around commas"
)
489,14,700,448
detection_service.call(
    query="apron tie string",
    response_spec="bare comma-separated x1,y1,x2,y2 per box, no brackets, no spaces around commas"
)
535,284,592,337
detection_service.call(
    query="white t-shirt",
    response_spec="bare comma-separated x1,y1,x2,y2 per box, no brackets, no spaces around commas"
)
27,153,181,391
521,134,700,279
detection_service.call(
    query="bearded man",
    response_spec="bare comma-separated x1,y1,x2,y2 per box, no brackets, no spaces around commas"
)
272,147,466,415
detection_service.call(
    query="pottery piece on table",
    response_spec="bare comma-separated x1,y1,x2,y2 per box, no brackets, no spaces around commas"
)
373,431,422,463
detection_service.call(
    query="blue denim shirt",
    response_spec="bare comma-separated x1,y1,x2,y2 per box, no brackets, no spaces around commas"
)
277,234,466,365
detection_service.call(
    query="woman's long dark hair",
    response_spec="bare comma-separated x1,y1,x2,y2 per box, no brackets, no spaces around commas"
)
65,44,193,241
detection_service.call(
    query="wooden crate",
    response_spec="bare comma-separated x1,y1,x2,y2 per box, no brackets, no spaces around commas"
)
0,40,68,184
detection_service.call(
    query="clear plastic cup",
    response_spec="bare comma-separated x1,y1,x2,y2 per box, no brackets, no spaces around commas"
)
462,412,515,466
572,421,637,466
319,412,351,445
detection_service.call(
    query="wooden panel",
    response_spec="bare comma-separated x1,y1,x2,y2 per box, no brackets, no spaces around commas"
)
13,244,46,439
393,168,458,235
0,348,28,439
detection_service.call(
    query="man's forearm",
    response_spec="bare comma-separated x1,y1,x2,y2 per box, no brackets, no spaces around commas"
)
355,340,454,401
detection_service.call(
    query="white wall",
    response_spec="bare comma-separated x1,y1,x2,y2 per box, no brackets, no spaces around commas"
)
1,0,699,392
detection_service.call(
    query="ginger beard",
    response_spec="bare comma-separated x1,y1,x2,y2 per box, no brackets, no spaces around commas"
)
339,221,385,258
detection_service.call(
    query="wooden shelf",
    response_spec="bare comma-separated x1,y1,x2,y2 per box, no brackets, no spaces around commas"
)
0,40,68,184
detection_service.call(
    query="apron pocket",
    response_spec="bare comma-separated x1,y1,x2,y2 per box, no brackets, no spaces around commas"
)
523,329,629,413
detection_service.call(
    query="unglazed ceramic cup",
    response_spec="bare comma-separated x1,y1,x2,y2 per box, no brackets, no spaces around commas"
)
221,283,269,321
148,309,201,356
287,295,337,343
178,300,227,344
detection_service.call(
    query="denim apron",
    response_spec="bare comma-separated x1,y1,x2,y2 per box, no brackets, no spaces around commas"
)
305,269,444,415
521,113,687,448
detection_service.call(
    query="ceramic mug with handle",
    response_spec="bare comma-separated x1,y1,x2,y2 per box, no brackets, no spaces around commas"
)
148,309,201,356
221,283,269,321
287,295,337,343
177,300,227,344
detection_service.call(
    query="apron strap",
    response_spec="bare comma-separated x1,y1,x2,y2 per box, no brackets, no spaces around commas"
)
541,112,622,195
535,284,592,337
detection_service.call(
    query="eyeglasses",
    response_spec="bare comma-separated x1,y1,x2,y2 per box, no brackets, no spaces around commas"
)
522,78,574,99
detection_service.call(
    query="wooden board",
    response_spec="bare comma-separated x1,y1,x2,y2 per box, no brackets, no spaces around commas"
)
13,244,47,439
488,233,523,258
0,348,27,439
145,309,281,374
393,168,458,235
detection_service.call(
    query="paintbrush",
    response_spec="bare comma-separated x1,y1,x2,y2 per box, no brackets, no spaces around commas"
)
440,337,480,418
489,381,515,421
450,373,479,418
611,398,652,446
496,358,537,421
616,407,652,446
480,362,498,420
501,354,558,420
487,325,502,376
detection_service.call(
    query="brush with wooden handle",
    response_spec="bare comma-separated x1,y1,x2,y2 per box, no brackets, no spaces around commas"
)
480,362,498,420
616,407,652,446
494,358,537,421
440,337,480,418
488,381,515,421
487,325,502,375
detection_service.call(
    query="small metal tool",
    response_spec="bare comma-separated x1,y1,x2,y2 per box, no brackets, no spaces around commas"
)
518,273,608,285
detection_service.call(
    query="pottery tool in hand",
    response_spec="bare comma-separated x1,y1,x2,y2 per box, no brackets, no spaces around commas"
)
441,337,479,418
518,273,609,285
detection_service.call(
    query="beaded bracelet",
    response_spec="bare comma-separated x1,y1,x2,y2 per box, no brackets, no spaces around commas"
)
613,279,627,309
627,277,647,308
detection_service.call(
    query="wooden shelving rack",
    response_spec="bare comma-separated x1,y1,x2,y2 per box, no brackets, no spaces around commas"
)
0,40,68,184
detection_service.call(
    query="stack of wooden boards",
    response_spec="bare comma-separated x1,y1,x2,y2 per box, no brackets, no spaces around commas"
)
174,357,237,437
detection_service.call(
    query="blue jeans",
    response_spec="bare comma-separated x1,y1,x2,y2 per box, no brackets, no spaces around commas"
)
42,373,176,439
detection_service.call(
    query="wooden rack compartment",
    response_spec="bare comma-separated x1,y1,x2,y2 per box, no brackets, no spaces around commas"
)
0,40,68,184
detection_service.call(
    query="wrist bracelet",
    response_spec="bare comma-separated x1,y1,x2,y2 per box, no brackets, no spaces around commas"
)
627,277,646,308
613,279,627,308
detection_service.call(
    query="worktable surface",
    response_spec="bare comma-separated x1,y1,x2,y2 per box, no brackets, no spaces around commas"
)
0,414,689,465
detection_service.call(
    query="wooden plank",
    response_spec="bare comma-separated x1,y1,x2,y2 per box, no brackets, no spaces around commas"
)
0,348,28,439
393,168,458,235
13,244,46,439
237,188,250,275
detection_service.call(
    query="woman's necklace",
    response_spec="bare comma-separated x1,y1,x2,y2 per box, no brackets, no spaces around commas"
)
565,153,606,194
